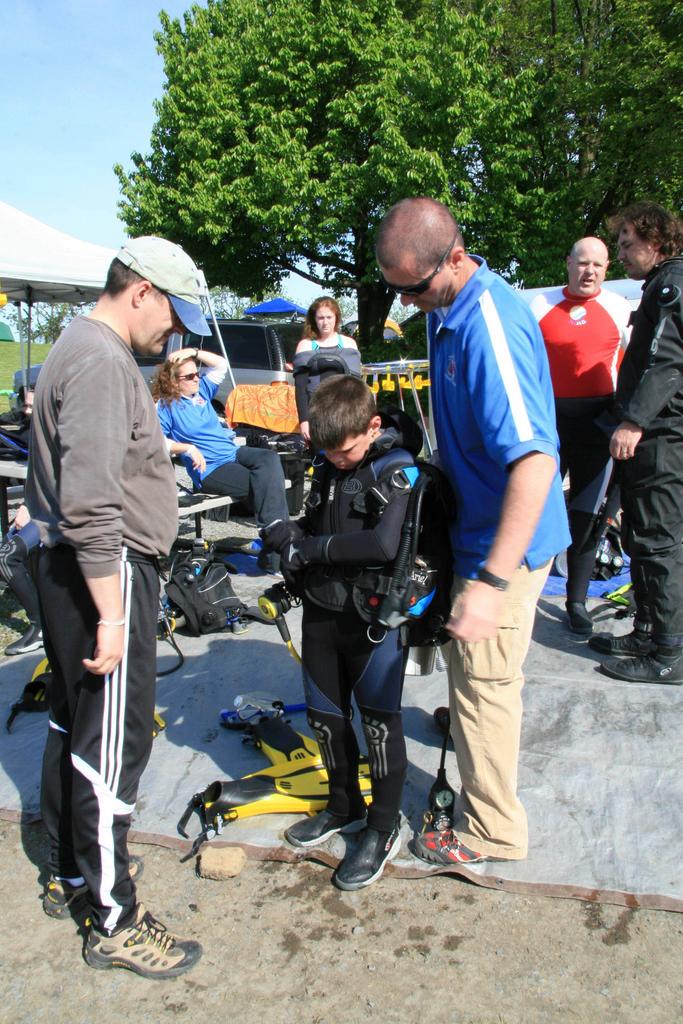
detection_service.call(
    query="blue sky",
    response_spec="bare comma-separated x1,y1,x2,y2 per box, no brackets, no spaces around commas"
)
2,0,319,307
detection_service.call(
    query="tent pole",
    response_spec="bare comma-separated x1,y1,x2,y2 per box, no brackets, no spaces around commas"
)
17,302,26,391
26,286,33,387
199,272,236,392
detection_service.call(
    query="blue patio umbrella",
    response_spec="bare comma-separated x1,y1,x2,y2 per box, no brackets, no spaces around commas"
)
244,298,307,317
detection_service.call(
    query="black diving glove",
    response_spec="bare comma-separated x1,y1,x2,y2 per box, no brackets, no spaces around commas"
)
281,535,332,573
260,519,305,553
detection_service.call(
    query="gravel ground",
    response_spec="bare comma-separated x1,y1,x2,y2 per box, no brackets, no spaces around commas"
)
1,819,682,1024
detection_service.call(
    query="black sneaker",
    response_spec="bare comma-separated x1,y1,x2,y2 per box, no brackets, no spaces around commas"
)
284,809,367,848
599,653,683,685
43,855,145,919
588,630,653,657
84,903,202,978
566,601,593,637
333,822,401,891
5,623,43,656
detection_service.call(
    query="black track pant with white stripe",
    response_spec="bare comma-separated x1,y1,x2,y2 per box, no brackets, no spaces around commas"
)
36,544,158,935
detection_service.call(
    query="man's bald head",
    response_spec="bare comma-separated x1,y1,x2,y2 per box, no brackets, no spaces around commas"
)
376,197,463,277
566,237,609,297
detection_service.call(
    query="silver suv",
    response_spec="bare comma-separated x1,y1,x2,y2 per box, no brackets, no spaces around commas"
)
15,318,304,413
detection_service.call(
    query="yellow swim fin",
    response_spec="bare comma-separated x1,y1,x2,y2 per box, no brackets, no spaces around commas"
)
177,717,372,840
249,715,321,766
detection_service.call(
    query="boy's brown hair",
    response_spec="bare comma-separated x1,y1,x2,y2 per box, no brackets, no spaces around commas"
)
309,376,378,450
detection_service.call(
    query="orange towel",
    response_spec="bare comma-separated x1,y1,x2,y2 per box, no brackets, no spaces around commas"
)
224,383,300,433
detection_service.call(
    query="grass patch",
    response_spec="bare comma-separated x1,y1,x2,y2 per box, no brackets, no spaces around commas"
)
0,341,51,412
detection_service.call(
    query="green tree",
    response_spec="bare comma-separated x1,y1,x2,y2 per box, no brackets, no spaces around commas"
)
116,0,536,342
208,287,248,319
1,302,84,345
488,0,683,285
117,0,681,339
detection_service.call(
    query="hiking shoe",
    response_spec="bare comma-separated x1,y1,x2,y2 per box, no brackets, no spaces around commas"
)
43,855,144,919
333,822,401,891
5,623,43,656
410,828,487,866
588,630,653,657
284,809,367,848
84,903,201,978
42,877,89,919
599,653,683,685
566,601,593,637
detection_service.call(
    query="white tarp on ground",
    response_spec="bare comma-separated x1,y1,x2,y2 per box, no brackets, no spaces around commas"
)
0,201,117,304
0,570,681,913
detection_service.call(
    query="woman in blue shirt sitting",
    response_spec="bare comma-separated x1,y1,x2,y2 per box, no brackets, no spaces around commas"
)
152,348,289,570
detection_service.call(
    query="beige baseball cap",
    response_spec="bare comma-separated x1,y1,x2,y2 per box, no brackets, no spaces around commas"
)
116,236,211,336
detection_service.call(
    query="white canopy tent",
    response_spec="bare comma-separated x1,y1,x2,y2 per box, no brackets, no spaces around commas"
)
0,201,118,389
0,201,234,392
0,200,117,305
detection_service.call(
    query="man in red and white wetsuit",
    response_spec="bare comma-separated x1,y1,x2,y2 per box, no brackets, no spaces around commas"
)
530,237,632,636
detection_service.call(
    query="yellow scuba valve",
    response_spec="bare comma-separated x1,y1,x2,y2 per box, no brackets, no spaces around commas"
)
258,582,302,663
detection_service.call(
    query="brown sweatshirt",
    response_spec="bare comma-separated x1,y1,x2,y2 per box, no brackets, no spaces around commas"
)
25,316,177,577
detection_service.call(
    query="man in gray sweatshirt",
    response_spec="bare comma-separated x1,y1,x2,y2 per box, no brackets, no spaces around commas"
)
26,237,210,979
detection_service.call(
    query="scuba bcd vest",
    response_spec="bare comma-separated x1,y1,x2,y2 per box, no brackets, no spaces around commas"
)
165,548,246,636
292,349,363,392
350,461,454,644
302,444,455,644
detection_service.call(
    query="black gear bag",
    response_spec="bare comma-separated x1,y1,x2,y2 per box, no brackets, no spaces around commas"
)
165,552,245,636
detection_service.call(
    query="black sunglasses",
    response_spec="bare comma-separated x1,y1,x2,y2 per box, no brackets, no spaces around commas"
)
178,371,200,382
380,232,459,295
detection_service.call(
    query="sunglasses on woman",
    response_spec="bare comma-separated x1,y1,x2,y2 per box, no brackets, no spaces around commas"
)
178,371,200,382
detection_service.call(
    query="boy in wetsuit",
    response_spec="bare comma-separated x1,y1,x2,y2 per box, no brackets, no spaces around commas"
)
261,375,422,890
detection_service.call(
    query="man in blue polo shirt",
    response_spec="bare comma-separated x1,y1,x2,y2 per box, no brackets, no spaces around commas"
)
376,197,570,865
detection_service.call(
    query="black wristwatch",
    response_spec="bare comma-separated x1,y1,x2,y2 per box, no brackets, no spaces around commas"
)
476,567,509,591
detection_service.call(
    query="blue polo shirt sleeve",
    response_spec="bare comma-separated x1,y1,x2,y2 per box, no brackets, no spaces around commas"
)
200,374,218,404
463,291,560,469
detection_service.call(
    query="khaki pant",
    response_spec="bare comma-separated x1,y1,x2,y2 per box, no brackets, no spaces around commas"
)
447,561,550,860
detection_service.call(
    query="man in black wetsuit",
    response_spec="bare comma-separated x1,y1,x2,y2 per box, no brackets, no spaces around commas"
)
262,375,422,889
590,202,683,684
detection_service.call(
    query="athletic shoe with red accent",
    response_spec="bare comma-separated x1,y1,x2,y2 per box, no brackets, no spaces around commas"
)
411,828,487,865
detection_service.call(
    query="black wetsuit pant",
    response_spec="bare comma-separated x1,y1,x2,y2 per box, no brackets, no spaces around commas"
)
0,532,40,625
556,397,615,603
301,601,408,833
620,427,683,648
37,544,158,935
